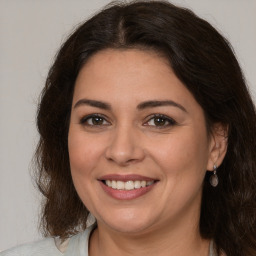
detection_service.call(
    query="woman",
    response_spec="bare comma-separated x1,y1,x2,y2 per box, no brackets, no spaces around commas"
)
1,1,255,256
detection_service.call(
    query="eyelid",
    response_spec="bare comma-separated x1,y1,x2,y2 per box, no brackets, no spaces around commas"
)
80,113,111,126
143,114,177,127
79,113,177,128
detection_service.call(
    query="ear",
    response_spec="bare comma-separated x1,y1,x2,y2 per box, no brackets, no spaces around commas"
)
206,123,228,171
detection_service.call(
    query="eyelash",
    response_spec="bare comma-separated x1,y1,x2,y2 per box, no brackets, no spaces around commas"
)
80,114,110,126
143,114,177,128
79,114,177,128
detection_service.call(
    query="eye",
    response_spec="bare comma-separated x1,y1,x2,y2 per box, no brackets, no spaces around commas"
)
80,114,110,126
144,114,176,128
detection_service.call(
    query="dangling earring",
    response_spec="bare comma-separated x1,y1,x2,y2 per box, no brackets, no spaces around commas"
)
209,164,219,187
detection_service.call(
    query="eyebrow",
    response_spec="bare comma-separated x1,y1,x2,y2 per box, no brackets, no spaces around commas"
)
137,100,187,112
74,99,111,110
74,99,187,112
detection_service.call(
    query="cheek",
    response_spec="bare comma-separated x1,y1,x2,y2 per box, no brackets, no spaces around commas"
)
152,129,210,212
150,128,210,179
68,128,102,179
68,130,102,208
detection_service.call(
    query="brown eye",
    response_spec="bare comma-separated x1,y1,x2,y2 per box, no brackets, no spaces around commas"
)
91,116,104,125
80,114,110,126
153,117,167,126
144,114,177,128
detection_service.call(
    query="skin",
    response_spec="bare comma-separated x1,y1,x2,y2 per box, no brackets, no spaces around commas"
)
68,49,227,256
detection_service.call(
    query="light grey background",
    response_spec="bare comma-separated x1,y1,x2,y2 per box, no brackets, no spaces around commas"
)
0,0,255,251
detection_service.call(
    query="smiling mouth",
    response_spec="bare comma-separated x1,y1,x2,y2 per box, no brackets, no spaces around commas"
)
103,180,155,190
99,175,159,200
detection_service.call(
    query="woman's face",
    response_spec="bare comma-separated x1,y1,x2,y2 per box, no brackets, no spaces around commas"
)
68,49,217,234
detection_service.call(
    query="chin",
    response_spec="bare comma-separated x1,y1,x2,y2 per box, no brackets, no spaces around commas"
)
95,208,157,234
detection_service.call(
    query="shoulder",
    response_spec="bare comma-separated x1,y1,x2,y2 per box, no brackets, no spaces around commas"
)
0,224,96,256
63,224,95,255
0,237,62,256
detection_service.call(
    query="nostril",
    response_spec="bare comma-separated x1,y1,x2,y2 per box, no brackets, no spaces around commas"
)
105,145,145,166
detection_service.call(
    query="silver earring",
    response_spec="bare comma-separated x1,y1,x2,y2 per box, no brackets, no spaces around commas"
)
209,164,219,187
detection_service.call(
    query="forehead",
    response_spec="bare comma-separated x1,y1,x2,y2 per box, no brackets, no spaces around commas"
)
77,48,171,83
73,49,199,111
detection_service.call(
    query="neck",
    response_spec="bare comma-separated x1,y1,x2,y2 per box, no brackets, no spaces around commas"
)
89,217,210,256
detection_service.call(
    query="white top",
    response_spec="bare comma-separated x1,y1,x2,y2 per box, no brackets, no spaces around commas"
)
0,225,93,256
0,225,217,256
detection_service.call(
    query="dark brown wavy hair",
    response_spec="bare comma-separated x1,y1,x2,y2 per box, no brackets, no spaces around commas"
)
35,1,256,255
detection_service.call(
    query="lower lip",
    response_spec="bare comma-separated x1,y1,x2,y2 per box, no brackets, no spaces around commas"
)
99,181,157,200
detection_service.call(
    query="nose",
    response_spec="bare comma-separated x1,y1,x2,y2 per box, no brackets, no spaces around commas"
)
105,125,145,166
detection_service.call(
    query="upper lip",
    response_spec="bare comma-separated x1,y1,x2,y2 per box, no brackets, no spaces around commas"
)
98,174,158,182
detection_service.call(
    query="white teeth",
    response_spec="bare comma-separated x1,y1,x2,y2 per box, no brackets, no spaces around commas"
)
125,181,134,190
105,180,154,190
134,180,141,189
116,181,125,190
146,181,154,186
141,181,146,188
112,180,117,189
